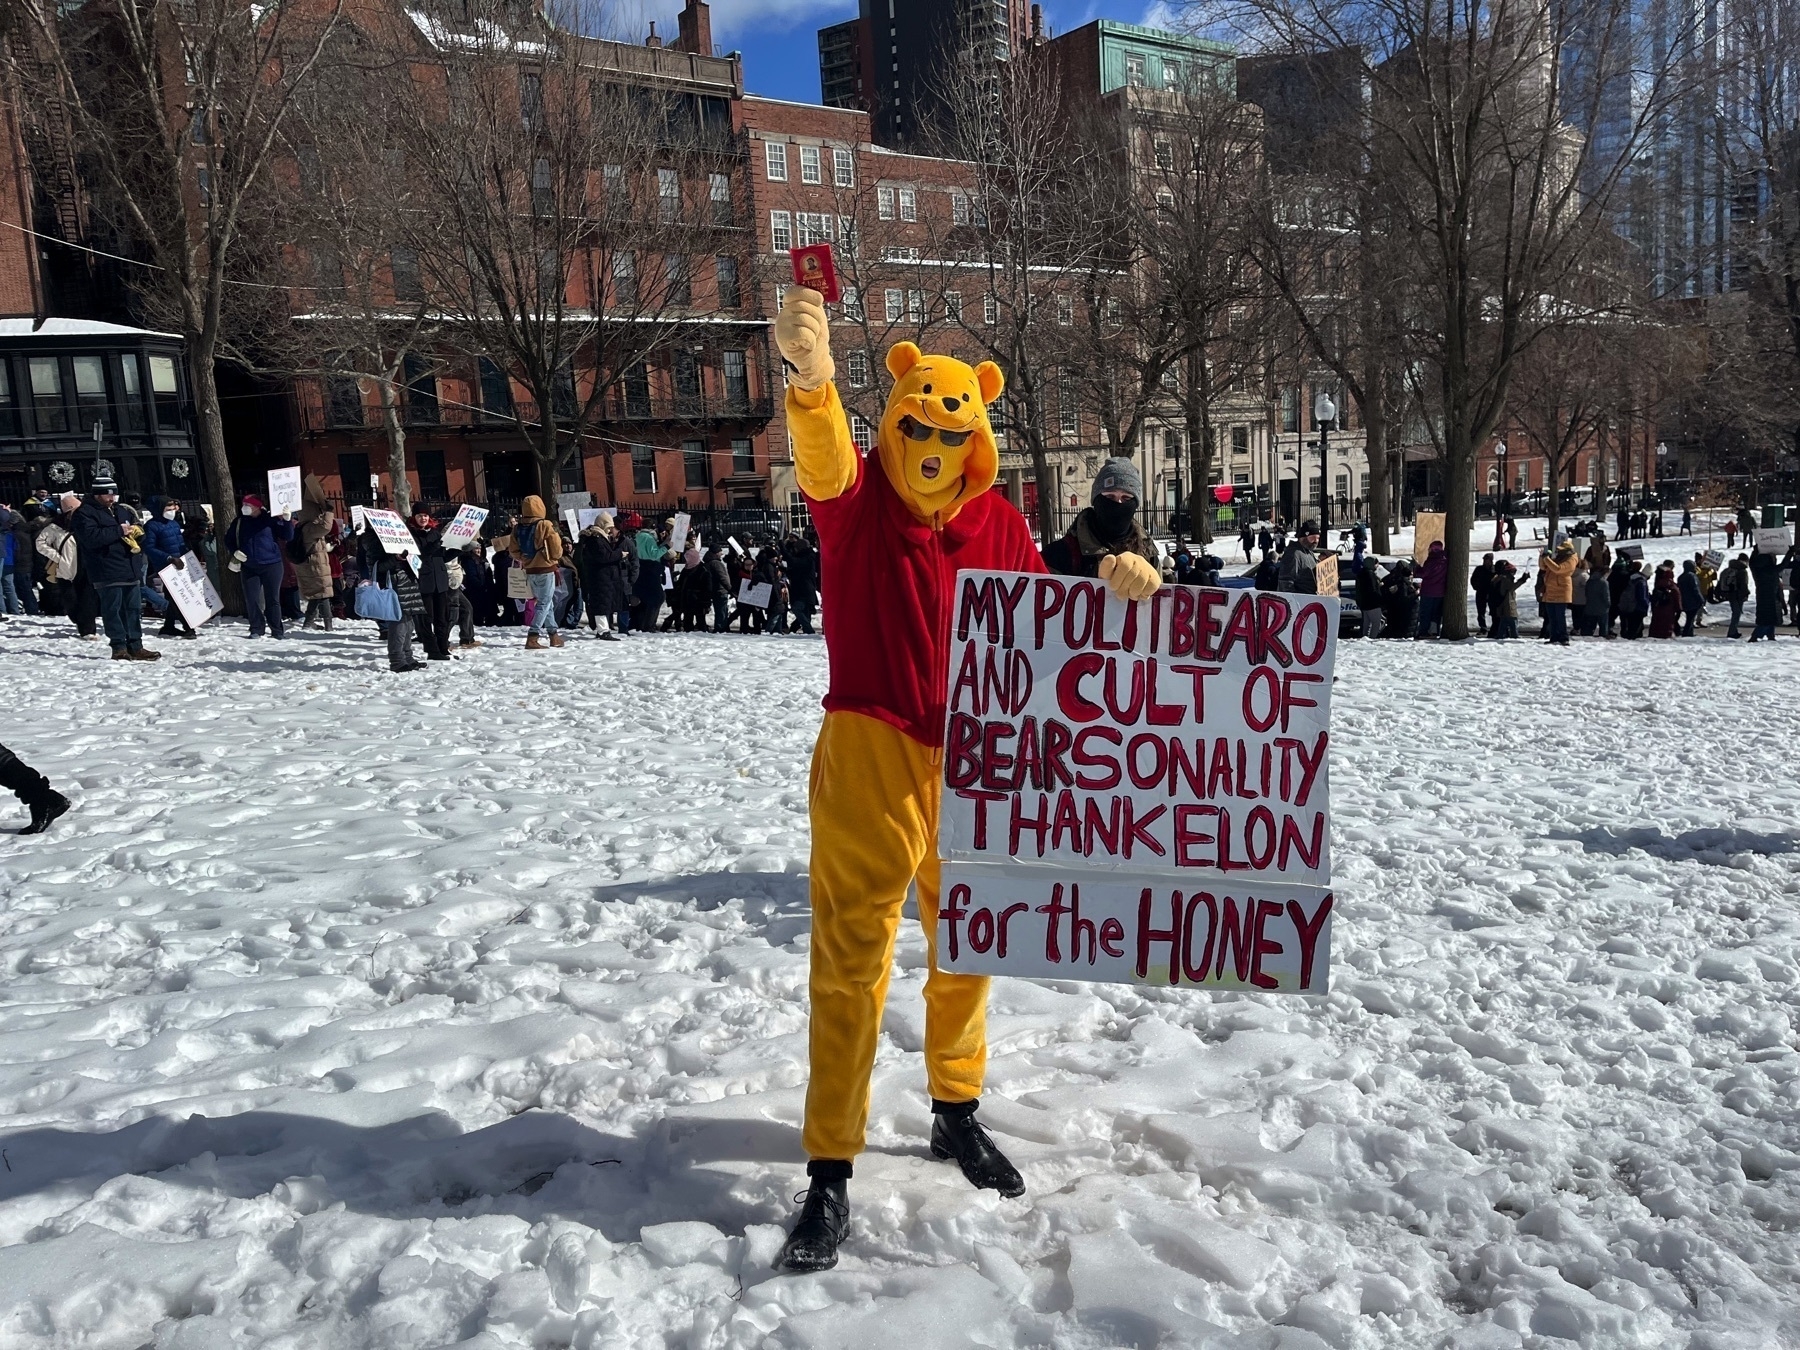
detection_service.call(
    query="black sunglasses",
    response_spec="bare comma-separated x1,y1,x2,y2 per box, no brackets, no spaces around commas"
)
898,415,970,448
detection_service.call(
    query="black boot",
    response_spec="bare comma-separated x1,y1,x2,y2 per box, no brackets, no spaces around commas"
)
0,747,69,835
775,1160,851,1273
930,1099,1025,1198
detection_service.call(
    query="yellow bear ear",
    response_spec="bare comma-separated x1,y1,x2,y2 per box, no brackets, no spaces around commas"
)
886,342,922,379
975,360,1004,405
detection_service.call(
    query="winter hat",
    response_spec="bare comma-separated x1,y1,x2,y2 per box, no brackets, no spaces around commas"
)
242,493,264,511
1091,457,1143,503
1299,519,1320,536
90,476,118,494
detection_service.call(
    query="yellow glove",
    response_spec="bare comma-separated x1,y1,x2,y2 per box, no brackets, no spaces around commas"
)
1099,552,1159,601
775,286,834,391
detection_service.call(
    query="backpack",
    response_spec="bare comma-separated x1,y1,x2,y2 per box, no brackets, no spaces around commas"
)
286,530,309,565
514,521,539,564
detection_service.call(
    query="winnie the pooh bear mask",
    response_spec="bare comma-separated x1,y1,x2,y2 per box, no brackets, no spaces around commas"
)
767,285,1160,1274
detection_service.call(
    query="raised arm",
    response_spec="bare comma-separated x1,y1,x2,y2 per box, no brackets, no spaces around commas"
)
774,288,857,503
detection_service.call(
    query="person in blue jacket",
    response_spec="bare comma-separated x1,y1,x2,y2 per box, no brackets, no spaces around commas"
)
142,497,195,638
223,493,295,638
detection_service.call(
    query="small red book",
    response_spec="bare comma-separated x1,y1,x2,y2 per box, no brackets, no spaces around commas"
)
790,244,841,304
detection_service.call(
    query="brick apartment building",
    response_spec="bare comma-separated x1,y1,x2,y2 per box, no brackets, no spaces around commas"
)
286,1,782,519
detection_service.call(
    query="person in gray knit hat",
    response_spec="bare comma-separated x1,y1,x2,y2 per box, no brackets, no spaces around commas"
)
1042,456,1163,580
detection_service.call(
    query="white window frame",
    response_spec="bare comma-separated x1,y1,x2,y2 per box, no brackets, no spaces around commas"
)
945,290,963,321
878,185,895,220
885,288,904,322
800,145,822,184
764,141,788,181
1125,53,1146,87
770,210,792,252
1056,293,1073,326
983,293,998,325
899,187,917,222
833,147,855,187
907,288,924,323
846,348,871,387
842,285,863,320
952,192,970,225
850,413,875,450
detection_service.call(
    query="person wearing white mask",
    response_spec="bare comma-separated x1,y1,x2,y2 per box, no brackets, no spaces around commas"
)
142,496,195,639
222,493,295,638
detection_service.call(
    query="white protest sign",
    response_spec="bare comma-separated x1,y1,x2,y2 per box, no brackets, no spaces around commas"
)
1756,527,1791,555
727,537,745,557
267,467,303,517
506,566,531,599
363,508,418,556
350,504,367,530
936,570,1336,994
1704,549,1724,570
557,491,593,513
440,504,489,551
576,508,606,531
562,508,580,538
158,551,224,629
738,580,773,608
669,512,692,554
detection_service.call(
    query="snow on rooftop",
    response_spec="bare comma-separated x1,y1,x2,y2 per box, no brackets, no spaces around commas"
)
0,317,178,340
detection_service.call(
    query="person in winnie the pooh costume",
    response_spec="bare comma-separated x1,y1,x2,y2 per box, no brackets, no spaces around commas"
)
771,288,1160,1272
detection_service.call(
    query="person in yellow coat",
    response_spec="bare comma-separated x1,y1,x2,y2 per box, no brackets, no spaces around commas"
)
771,288,1159,1272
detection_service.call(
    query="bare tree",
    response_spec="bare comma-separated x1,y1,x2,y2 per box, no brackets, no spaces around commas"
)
271,33,437,515
1050,106,1183,467
931,44,1108,544
1132,80,1269,543
395,0,739,503
1,0,344,556
1189,0,1690,635
1252,103,1414,552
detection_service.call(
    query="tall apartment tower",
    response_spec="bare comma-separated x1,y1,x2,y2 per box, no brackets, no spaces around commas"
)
819,0,1035,148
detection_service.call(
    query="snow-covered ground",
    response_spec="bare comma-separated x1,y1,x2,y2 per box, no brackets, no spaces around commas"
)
1,604,1797,1350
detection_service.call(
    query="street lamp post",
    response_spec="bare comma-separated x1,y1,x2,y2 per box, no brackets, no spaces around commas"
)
1312,390,1336,530
1495,441,1509,520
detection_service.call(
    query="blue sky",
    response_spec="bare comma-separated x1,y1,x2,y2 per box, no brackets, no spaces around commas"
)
633,2,1181,103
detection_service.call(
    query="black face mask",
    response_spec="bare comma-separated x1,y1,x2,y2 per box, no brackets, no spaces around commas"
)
1091,494,1137,539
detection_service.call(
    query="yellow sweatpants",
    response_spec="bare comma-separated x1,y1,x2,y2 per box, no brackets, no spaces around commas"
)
803,710,990,1161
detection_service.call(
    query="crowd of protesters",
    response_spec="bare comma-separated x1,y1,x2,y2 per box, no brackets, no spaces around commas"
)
1210,508,1793,644
0,469,1788,679
0,478,825,675
0,463,1789,837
